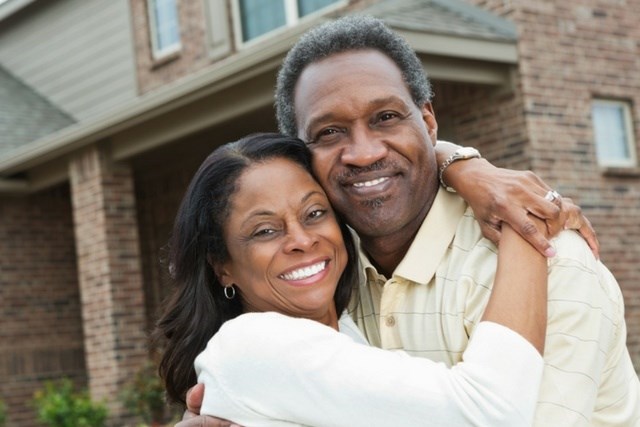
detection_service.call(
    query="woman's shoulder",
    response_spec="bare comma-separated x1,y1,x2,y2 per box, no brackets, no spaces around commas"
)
197,312,353,375
338,312,369,345
214,312,345,352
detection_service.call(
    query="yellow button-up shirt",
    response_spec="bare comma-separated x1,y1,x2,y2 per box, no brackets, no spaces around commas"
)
350,189,640,426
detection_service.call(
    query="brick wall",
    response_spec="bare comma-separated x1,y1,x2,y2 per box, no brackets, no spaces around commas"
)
467,0,640,370
130,0,373,95
0,185,85,427
69,146,149,425
135,152,200,330
433,77,532,170
130,0,221,94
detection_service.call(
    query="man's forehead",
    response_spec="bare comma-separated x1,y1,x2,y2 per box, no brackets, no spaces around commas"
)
295,52,405,104
300,49,399,75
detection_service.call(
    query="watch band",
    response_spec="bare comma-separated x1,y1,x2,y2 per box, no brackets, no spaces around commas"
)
438,147,481,192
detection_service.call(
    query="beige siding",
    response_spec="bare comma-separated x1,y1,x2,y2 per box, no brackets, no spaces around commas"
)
0,0,137,121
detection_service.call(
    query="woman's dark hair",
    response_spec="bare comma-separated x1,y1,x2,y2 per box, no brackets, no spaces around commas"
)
153,133,358,405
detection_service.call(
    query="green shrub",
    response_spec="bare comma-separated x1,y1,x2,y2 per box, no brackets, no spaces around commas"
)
0,399,7,427
33,378,108,427
120,362,168,424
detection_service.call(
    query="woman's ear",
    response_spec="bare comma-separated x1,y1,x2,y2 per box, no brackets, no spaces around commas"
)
209,255,234,287
214,264,233,287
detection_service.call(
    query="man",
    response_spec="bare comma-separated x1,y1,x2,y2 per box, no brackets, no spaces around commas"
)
180,15,638,426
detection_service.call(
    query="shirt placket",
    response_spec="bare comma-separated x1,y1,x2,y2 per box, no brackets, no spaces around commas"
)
379,278,404,350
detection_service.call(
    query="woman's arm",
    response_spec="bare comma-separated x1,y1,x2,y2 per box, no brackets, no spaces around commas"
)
196,312,544,427
482,221,548,354
435,141,599,259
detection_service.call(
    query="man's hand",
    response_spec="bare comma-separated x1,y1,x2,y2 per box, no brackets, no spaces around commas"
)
443,157,600,259
175,384,241,427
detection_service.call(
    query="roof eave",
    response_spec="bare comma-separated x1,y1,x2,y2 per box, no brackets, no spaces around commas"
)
0,18,519,195
0,0,38,22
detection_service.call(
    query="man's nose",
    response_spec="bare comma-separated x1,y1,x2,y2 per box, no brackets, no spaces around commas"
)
340,124,388,167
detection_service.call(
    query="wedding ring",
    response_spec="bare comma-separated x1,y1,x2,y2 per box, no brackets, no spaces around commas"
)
544,190,561,202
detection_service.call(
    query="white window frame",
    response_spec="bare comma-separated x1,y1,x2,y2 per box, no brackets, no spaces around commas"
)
591,98,637,168
148,0,182,60
203,0,232,60
231,0,346,49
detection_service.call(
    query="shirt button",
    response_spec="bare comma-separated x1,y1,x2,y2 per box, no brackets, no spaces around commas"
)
385,315,396,327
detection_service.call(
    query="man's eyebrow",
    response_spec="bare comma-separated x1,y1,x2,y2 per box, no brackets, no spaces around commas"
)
368,95,406,108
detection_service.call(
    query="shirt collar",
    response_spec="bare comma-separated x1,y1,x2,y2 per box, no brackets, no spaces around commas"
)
357,188,467,285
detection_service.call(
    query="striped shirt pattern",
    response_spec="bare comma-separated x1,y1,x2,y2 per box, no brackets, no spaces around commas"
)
350,189,640,426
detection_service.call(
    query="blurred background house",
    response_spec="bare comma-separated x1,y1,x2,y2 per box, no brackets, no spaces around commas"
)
0,0,638,425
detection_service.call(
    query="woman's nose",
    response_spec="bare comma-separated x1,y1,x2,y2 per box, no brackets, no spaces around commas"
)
283,223,318,253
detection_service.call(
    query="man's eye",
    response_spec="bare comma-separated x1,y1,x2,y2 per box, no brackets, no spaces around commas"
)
310,127,343,144
378,111,400,122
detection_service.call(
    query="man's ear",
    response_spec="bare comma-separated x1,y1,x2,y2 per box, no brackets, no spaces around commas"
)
421,102,438,144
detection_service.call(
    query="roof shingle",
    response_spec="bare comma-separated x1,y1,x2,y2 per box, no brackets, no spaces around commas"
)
363,0,517,41
0,65,75,158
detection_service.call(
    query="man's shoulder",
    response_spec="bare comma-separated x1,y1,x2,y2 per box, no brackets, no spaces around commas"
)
438,206,499,285
451,205,496,253
547,231,624,317
550,229,598,265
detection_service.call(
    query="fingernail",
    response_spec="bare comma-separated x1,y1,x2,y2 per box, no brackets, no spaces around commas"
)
544,247,557,257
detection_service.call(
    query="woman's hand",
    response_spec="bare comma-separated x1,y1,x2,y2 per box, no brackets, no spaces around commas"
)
437,143,599,259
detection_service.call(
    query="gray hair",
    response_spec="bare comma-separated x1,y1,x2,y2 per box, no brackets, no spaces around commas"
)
275,15,433,137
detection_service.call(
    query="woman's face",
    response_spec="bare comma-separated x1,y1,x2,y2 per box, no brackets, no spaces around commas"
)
216,157,348,326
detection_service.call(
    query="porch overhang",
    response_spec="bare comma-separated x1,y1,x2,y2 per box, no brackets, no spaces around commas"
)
0,18,518,194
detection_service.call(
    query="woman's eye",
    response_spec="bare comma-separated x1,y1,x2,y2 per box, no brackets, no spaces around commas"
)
308,209,326,220
253,228,276,238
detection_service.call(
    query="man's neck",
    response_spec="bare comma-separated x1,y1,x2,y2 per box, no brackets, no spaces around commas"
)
359,193,435,278
360,233,414,278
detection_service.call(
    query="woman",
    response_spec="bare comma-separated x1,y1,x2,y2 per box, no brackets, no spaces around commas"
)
155,133,547,426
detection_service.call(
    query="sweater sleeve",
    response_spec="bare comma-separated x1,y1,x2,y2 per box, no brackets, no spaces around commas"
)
195,312,543,427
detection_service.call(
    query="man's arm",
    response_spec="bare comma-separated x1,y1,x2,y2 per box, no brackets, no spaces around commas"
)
175,384,240,427
434,141,600,259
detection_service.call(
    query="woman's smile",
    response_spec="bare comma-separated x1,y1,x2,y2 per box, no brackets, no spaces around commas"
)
279,259,330,284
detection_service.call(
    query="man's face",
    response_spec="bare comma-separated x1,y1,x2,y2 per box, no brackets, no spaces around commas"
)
293,49,439,239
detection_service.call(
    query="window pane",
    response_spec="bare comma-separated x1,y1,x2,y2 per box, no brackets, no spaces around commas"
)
592,102,631,165
298,0,338,16
151,0,180,52
240,0,286,41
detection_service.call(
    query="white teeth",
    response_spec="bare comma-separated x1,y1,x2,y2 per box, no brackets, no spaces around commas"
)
353,177,388,188
281,261,326,281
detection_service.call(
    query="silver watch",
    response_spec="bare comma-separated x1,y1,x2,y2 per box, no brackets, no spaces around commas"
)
438,146,481,193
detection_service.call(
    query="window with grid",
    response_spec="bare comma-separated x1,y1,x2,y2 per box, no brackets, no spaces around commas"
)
148,0,181,58
591,99,637,168
236,0,342,44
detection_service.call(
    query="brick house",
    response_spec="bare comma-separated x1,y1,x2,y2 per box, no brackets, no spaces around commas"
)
0,0,638,425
